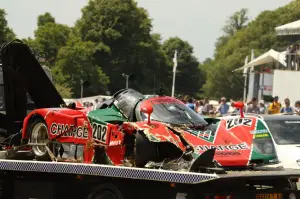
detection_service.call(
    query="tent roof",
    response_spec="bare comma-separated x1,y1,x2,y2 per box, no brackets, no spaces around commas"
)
275,20,300,36
234,49,286,71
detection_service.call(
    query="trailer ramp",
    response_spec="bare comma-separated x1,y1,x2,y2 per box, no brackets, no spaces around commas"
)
0,159,218,184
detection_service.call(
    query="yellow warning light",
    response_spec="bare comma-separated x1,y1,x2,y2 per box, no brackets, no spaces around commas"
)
170,183,176,188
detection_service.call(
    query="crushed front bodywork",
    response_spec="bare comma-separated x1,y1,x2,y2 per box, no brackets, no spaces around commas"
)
122,121,186,152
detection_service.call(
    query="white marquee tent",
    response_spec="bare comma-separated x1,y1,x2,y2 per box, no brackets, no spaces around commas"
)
234,49,286,71
275,20,300,36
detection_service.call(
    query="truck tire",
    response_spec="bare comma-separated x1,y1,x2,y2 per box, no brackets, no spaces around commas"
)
28,117,53,161
87,190,119,199
87,184,123,199
135,132,158,167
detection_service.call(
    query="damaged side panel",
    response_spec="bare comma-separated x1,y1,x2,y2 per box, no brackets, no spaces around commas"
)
122,121,186,152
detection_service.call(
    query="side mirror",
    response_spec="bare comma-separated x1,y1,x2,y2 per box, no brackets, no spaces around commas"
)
233,101,245,118
140,101,153,124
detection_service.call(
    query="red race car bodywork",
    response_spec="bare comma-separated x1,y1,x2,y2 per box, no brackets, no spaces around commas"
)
21,89,279,170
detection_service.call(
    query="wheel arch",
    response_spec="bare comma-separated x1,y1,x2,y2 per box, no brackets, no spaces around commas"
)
135,130,184,167
22,113,47,143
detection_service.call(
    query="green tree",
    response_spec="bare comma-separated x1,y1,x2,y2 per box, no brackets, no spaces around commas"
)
34,22,71,65
54,83,73,98
37,12,55,27
162,37,202,96
214,8,249,57
53,35,110,97
75,0,156,93
22,37,42,54
149,33,172,94
202,0,300,99
199,58,213,79
0,9,15,43
222,8,249,36
23,13,71,66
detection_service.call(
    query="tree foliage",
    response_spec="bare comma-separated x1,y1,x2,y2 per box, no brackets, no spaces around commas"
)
53,34,110,97
37,12,55,27
162,37,204,96
54,83,73,98
75,0,161,94
23,13,71,66
34,23,71,65
2,0,300,99
0,9,15,44
222,8,249,36
0,0,203,98
202,1,300,99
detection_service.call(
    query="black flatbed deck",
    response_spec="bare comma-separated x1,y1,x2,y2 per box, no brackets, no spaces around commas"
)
221,169,300,179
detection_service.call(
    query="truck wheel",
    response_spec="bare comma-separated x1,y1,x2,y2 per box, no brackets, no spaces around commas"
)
28,118,52,161
87,184,123,199
135,132,158,167
87,190,119,199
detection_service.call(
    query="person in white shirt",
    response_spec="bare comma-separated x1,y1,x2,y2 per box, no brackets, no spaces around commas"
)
294,101,300,114
259,100,266,114
196,100,204,114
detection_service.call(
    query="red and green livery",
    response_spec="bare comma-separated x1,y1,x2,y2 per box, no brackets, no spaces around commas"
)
21,89,279,172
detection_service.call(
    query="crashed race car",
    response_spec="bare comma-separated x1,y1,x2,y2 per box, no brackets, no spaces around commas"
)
19,88,280,173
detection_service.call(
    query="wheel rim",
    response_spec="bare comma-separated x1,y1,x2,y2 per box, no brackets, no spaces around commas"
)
31,123,48,156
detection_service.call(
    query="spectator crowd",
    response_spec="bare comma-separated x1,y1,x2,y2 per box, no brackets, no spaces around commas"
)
177,95,300,116
76,94,300,117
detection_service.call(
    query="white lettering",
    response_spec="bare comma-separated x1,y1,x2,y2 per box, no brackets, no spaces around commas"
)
109,140,121,146
285,121,300,123
250,129,269,134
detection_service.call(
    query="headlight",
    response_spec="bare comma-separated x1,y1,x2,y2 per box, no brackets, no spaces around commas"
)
253,138,275,155
296,159,300,167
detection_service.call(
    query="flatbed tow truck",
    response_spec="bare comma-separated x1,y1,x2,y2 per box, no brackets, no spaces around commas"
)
0,40,300,199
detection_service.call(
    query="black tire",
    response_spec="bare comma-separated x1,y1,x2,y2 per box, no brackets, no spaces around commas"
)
87,190,119,199
135,132,158,167
27,117,53,161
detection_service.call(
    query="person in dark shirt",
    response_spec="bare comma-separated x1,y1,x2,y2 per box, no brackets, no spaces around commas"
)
246,97,260,114
202,98,212,115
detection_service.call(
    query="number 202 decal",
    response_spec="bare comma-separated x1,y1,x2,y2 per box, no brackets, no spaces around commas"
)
226,118,253,130
92,123,108,143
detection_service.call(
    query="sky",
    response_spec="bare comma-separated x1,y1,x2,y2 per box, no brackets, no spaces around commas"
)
1,0,293,62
